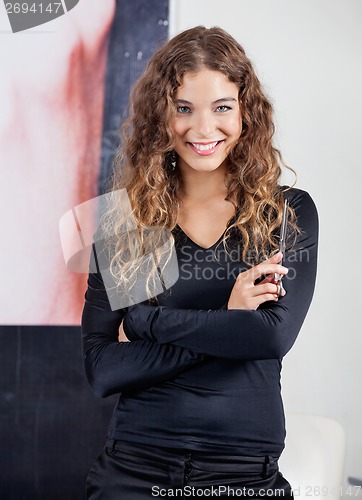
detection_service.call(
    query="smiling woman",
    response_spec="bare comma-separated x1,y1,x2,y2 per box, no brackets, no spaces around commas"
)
82,26,318,499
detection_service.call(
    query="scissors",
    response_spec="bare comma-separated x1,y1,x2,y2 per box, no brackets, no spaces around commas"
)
273,198,289,297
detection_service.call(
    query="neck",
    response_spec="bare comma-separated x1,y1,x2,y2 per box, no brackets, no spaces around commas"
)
178,160,229,203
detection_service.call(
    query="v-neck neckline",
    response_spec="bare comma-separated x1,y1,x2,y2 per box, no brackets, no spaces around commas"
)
174,211,239,251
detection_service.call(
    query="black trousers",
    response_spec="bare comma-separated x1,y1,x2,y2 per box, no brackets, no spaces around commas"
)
86,439,294,499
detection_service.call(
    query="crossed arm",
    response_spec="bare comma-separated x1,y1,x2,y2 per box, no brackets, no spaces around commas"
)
122,190,319,360
81,189,318,396
81,269,206,397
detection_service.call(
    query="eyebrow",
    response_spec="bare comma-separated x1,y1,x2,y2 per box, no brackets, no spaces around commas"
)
174,98,237,105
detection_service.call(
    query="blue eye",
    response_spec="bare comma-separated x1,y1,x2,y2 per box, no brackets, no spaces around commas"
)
215,105,232,112
177,106,191,113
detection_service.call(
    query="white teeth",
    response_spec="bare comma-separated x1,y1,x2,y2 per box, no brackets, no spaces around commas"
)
191,141,218,151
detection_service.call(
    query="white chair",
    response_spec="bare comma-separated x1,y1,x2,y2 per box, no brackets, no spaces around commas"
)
279,412,346,500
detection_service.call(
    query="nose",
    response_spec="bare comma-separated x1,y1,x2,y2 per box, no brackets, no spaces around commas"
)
192,110,216,138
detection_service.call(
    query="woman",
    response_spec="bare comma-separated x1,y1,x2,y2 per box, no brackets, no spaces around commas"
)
82,26,319,498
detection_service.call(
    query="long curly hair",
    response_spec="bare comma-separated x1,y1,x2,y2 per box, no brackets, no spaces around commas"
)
99,26,300,305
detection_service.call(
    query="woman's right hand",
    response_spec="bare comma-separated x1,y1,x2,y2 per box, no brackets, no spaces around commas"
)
118,319,130,343
227,252,288,310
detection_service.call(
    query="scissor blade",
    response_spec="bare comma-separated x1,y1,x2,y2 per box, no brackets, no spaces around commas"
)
274,198,289,294
280,199,288,242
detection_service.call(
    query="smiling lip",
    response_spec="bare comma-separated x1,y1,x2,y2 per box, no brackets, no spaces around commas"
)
187,140,224,156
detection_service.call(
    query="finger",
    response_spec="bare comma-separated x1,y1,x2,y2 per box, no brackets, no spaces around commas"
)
258,274,277,285
256,290,287,307
252,282,285,299
248,262,288,283
252,288,287,309
253,293,280,310
268,251,283,263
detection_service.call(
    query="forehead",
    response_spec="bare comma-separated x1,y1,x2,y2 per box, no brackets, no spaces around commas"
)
175,69,239,100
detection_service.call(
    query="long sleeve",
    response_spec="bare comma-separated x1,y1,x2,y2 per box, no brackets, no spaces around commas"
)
81,246,206,398
123,189,319,361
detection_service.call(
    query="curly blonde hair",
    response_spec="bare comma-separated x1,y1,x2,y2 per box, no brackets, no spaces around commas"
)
99,26,300,305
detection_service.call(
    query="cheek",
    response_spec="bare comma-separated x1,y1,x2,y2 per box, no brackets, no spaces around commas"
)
229,115,242,136
171,119,186,139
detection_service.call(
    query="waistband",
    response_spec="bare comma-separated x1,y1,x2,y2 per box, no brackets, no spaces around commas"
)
106,439,279,478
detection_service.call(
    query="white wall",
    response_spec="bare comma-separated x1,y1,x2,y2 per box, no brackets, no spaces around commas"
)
170,0,362,493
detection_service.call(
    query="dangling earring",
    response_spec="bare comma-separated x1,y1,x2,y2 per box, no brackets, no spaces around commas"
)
167,151,177,171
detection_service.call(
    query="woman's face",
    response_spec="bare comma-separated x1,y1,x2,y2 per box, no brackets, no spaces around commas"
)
171,68,242,175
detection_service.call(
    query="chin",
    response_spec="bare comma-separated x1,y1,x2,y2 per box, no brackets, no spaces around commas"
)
179,156,228,172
